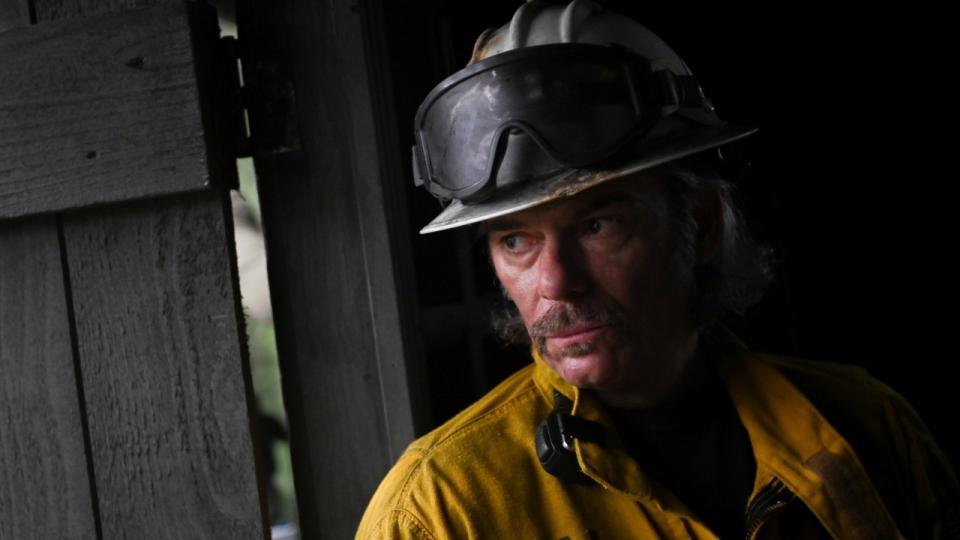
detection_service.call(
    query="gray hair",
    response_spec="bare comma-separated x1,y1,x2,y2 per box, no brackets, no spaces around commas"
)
661,159,774,327
490,158,775,345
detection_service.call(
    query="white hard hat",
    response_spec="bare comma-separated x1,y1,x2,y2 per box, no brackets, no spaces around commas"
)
414,0,757,233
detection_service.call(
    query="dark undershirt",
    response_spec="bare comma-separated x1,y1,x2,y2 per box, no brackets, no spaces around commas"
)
606,358,756,539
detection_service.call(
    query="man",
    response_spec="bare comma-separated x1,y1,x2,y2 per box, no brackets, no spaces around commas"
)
357,1,959,538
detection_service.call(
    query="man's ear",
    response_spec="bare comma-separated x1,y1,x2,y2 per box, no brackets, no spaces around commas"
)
693,186,723,263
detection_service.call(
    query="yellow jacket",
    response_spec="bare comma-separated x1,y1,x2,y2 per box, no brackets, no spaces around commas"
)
357,336,958,539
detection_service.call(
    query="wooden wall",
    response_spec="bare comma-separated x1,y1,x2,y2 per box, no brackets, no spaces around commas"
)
0,1,266,538
235,0,430,537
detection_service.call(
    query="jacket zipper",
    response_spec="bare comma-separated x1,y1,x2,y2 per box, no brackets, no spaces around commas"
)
743,478,796,540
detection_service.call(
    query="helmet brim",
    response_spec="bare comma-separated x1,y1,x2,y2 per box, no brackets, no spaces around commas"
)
419,122,758,234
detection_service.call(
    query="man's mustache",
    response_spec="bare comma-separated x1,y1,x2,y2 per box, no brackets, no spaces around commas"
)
529,302,623,348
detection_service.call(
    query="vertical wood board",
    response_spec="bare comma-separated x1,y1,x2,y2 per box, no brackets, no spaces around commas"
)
0,216,97,540
0,1,217,219
350,0,431,453
0,0,30,31
255,156,393,539
238,0,429,535
62,192,264,539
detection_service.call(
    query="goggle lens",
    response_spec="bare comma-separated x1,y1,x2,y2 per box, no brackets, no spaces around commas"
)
415,45,653,202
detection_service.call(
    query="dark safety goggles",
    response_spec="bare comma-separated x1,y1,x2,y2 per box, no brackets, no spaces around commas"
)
412,43,708,203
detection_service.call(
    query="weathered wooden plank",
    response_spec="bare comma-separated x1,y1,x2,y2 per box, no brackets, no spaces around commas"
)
33,0,158,22
0,2,216,219
0,216,97,540
0,0,30,31
62,191,265,540
238,0,430,536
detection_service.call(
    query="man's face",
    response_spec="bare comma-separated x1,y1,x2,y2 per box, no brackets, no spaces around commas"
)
486,173,698,403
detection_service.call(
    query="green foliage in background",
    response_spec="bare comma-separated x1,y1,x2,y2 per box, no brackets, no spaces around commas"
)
237,158,298,527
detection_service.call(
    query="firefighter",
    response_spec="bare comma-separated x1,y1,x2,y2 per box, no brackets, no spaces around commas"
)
357,1,959,538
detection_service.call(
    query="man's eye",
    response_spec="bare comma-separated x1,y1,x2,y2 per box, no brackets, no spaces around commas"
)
502,234,526,251
586,217,617,235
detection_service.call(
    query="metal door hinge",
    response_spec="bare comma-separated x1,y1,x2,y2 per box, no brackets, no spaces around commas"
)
219,35,301,159
218,36,252,158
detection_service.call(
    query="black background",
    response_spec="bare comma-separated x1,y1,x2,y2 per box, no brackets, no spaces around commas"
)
381,1,957,467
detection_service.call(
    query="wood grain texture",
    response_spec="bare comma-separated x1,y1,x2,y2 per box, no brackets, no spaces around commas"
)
62,191,265,540
0,0,30,31
238,0,429,536
0,2,214,219
33,0,158,22
0,216,97,540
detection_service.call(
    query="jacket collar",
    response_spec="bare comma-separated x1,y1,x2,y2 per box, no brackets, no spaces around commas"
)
529,332,901,538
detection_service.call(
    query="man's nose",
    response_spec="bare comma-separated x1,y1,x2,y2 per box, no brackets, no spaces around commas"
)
537,237,588,300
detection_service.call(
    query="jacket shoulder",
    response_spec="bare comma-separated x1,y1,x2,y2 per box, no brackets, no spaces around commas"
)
752,352,959,539
756,353,938,450
356,364,550,539
761,354,896,409
407,363,545,453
